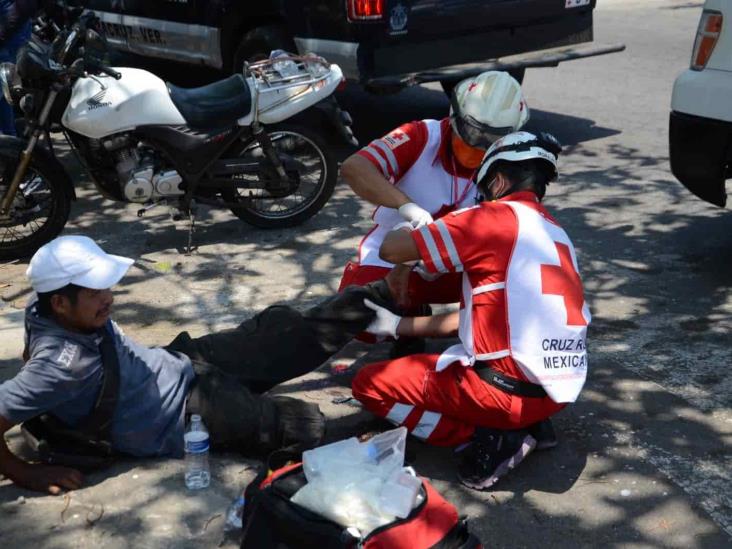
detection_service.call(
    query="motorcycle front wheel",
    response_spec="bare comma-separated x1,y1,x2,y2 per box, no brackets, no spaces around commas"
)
222,122,338,229
0,147,72,260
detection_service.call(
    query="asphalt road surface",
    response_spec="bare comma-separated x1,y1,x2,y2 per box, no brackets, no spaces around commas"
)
0,0,730,547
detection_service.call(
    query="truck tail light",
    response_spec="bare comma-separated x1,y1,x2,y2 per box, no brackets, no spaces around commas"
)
347,0,385,21
691,11,723,70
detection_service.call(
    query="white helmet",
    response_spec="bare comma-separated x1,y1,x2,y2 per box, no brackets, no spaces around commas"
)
450,71,530,149
475,131,562,187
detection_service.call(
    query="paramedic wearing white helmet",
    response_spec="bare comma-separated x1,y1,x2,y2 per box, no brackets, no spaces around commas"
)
352,132,591,491
338,71,530,317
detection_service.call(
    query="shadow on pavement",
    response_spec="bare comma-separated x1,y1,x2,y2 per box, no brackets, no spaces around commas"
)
1,84,730,547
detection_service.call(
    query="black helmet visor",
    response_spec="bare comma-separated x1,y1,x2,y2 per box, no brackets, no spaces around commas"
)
450,93,514,148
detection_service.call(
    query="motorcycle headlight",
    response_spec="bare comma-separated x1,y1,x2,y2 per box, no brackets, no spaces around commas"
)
0,63,17,106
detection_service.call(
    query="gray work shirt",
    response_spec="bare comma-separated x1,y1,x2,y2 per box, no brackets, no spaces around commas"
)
0,302,195,457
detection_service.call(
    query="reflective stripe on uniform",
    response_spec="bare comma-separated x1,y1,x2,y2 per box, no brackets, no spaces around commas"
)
475,349,511,360
363,145,391,177
472,282,506,295
417,225,449,273
385,402,414,425
434,219,463,272
371,140,400,177
411,411,442,440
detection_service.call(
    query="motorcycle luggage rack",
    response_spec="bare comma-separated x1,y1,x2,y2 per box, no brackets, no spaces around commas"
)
244,54,336,122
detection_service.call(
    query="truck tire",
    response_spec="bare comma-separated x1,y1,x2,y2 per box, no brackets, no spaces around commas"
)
232,25,296,72
440,68,526,97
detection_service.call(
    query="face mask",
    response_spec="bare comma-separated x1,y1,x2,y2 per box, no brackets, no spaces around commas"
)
451,134,485,170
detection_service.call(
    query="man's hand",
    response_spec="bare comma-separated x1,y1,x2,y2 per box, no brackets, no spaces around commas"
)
12,463,84,495
385,264,413,309
1,415,82,495
398,202,433,229
364,299,402,339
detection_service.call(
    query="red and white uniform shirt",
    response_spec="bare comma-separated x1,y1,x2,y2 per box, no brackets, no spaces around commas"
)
411,192,591,403
356,118,478,268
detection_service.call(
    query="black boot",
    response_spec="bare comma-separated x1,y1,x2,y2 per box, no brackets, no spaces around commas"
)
528,418,558,451
271,396,326,454
457,427,537,491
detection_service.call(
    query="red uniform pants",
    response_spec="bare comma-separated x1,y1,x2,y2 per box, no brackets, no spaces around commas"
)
352,354,565,447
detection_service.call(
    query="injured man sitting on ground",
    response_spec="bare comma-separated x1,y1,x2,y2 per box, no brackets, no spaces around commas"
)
0,235,394,494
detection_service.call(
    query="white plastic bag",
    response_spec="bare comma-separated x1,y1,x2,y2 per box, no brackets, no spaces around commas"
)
290,427,411,536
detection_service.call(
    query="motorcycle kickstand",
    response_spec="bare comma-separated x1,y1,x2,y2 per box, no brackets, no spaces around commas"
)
185,200,197,256
137,199,167,218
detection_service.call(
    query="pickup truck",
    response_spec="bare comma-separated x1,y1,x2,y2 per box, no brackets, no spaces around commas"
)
85,0,624,93
670,0,731,208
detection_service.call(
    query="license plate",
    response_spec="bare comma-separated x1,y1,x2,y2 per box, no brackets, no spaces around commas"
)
565,0,590,7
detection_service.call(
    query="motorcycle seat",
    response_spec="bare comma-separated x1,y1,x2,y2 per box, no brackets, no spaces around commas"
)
167,74,252,129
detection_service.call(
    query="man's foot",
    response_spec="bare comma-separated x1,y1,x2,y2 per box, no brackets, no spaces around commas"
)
457,428,537,491
529,419,558,451
272,397,326,453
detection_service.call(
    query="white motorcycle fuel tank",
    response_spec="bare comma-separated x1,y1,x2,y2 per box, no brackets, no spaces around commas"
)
62,67,186,139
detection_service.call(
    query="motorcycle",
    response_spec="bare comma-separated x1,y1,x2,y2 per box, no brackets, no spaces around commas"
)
0,12,356,259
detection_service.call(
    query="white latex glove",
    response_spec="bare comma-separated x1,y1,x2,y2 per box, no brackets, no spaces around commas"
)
364,299,402,339
398,202,433,229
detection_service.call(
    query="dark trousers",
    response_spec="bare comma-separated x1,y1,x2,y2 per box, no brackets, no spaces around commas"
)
166,281,394,455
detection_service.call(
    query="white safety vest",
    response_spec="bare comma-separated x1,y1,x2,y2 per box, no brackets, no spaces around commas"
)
504,202,590,403
359,120,477,268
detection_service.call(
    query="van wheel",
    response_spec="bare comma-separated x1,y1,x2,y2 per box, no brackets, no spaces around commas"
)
440,68,526,97
232,25,296,72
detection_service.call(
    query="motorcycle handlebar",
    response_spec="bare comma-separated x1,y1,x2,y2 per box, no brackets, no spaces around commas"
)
95,64,121,80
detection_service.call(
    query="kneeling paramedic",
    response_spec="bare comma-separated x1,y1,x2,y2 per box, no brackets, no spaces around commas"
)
0,236,391,494
352,132,591,490
339,71,529,318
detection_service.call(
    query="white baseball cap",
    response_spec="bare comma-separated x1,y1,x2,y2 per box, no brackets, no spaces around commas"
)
26,236,134,293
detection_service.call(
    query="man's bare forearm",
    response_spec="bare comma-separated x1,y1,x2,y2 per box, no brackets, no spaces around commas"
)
341,155,412,209
397,311,460,339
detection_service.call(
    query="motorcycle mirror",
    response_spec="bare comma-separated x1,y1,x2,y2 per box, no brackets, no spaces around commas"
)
84,29,109,66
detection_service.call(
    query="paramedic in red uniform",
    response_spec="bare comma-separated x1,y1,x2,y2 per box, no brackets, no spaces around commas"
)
352,132,591,490
338,71,529,313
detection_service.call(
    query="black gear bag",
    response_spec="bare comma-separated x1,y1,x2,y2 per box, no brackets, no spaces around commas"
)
240,461,482,549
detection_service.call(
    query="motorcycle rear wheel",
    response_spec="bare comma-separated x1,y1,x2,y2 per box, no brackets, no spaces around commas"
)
0,148,72,260
223,123,338,229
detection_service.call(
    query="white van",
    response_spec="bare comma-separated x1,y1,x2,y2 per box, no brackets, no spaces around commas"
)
670,0,732,207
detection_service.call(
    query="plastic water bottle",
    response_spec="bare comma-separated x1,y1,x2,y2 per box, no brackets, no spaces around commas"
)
224,494,246,532
184,414,210,490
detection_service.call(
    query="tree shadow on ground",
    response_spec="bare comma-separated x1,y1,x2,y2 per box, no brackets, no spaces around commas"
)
1,86,730,546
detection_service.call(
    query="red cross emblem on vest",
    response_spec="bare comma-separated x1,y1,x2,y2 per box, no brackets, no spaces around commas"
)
541,242,588,326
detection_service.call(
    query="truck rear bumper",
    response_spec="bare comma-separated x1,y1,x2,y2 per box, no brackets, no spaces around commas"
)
669,111,731,208
365,41,626,91
295,38,625,91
